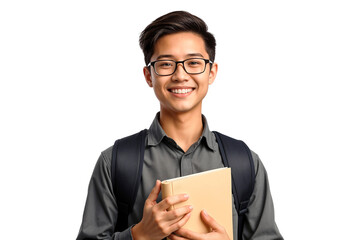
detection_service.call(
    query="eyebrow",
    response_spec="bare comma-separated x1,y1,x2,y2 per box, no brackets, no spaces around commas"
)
156,53,205,60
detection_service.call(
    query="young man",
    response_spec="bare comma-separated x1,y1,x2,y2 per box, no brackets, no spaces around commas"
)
77,11,283,240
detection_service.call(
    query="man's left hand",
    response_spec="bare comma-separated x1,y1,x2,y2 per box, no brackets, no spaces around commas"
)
168,209,231,240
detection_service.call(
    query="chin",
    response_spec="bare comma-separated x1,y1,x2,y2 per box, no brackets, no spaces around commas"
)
171,104,201,114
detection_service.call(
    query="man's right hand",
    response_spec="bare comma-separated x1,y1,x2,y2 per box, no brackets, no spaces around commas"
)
131,180,193,240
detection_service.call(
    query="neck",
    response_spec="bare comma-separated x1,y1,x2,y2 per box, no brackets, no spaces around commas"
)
159,109,203,152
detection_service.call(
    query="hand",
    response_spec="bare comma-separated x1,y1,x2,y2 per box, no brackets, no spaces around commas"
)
168,210,231,240
131,180,193,240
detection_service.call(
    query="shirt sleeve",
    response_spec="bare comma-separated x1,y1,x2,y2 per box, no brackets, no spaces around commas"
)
76,149,134,240
242,151,284,240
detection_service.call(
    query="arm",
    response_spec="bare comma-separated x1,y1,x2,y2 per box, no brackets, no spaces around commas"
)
242,152,283,240
76,150,193,240
76,151,133,240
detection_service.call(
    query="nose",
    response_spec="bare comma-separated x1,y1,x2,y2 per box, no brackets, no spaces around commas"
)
171,63,189,82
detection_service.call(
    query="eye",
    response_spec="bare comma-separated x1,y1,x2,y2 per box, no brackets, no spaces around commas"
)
157,61,174,68
188,61,200,65
186,59,203,68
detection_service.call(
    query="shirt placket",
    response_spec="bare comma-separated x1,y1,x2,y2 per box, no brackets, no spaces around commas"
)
180,153,193,176
179,139,202,176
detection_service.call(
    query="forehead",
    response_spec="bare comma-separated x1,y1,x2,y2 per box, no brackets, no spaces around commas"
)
152,32,209,60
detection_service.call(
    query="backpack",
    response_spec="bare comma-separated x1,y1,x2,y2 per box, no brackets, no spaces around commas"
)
111,129,255,239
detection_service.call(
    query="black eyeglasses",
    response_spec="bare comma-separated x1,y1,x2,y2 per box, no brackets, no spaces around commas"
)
147,58,213,76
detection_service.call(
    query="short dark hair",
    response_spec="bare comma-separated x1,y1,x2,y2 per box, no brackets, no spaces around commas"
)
139,11,216,65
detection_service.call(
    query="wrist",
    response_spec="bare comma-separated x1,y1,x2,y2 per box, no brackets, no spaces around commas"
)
131,223,148,240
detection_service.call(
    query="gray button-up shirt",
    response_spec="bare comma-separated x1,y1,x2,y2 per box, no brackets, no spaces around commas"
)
77,113,283,240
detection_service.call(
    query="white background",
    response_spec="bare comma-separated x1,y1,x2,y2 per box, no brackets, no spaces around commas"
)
1,1,359,239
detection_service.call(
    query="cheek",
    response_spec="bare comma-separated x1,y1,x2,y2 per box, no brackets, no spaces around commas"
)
197,77,211,89
151,79,161,90
152,81,167,98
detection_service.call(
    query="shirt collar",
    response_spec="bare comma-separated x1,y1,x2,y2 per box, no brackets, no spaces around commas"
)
201,115,216,151
147,112,216,151
147,113,167,146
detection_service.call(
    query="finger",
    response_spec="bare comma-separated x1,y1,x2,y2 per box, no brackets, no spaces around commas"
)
174,227,202,239
200,209,223,232
146,180,161,203
168,211,193,234
156,193,189,211
164,208,192,230
168,233,187,240
163,205,193,222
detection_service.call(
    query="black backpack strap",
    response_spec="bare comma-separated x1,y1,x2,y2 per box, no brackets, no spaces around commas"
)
111,129,147,232
213,131,255,239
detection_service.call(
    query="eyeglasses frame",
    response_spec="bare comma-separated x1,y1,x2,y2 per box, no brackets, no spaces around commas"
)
147,58,213,76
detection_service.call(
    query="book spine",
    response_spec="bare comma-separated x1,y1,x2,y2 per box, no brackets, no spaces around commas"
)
161,181,174,210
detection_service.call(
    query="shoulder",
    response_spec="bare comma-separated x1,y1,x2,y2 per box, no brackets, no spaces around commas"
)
213,131,262,173
249,150,261,175
100,145,113,168
98,130,147,169
249,149,270,186
90,146,113,178
248,146,267,178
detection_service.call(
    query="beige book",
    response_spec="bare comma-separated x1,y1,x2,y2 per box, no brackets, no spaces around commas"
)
161,167,233,240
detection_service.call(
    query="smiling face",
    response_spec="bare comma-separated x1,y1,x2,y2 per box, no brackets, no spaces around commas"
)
144,32,218,116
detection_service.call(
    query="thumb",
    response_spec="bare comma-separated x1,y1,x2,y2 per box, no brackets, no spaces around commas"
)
200,209,223,232
146,180,161,203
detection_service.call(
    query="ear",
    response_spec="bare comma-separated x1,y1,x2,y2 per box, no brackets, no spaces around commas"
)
143,66,153,87
208,62,218,85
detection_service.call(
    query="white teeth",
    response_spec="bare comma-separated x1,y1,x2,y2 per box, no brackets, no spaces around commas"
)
171,89,193,94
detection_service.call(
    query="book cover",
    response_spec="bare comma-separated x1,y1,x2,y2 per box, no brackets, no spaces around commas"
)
161,167,233,239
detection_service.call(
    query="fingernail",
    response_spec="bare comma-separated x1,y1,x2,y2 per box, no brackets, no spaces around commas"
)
183,194,189,199
202,209,208,216
189,205,193,210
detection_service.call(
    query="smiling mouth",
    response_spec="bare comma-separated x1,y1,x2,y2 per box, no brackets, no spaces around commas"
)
168,88,195,94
